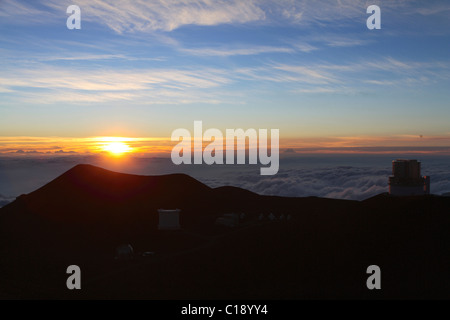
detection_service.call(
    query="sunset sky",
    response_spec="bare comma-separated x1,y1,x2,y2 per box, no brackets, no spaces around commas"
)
1,0,450,155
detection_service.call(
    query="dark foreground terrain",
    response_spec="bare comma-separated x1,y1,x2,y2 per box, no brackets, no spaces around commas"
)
0,164,449,299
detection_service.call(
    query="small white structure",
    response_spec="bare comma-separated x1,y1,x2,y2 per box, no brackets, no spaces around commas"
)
268,213,276,221
258,214,264,221
158,209,181,230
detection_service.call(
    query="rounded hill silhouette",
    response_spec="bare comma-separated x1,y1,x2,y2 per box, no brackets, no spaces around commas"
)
1,164,450,299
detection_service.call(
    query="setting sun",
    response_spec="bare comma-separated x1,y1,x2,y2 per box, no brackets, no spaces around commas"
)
102,141,132,156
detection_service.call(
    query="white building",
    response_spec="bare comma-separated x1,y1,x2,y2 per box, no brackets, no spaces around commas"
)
388,159,430,196
158,209,181,230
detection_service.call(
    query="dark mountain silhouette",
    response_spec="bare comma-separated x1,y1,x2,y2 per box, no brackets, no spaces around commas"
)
1,164,450,299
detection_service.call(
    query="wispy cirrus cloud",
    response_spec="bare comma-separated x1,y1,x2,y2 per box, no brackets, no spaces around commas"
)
292,42,318,53
234,57,450,90
409,2,450,16
181,46,294,57
179,32,372,58
38,54,166,62
178,32,371,58
4,0,449,32
2,56,449,104
0,0,56,22
292,87,354,94
42,0,266,33
275,0,450,26
318,36,373,48
0,65,233,103
272,64,339,84
2,66,230,90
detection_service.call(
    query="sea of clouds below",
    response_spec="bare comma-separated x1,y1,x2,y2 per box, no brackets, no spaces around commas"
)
1,154,450,208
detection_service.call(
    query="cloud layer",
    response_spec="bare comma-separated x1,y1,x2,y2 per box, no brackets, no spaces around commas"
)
1,155,450,206
199,158,450,200
44,0,266,33
0,194,15,208
3,0,450,32
1,56,448,104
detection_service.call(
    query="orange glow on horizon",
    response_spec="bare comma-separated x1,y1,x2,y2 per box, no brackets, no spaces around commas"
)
1,134,450,156
101,141,133,156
